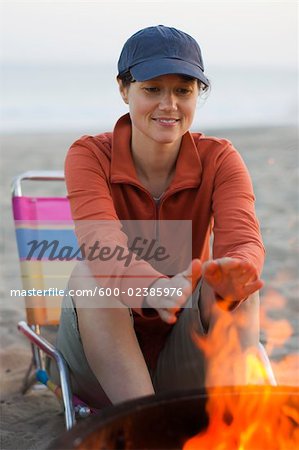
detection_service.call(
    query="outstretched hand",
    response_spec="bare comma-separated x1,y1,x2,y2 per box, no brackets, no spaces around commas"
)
145,259,202,324
202,257,264,309
146,257,263,323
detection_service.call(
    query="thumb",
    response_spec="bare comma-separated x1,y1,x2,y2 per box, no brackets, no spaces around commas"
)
182,259,202,291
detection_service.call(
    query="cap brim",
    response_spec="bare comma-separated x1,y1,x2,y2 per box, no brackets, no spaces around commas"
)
130,58,209,86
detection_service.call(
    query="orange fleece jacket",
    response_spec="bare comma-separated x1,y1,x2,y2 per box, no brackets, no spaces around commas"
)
65,113,265,369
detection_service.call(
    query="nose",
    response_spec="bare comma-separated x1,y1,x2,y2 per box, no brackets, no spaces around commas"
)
158,91,178,111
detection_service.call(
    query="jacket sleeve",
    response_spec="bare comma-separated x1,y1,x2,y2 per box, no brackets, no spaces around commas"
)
211,143,265,277
64,137,166,316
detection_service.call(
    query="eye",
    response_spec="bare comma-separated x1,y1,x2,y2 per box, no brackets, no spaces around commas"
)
176,88,192,95
143,87,160,93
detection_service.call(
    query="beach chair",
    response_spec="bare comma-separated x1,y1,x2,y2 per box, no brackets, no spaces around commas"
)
11,170,86,430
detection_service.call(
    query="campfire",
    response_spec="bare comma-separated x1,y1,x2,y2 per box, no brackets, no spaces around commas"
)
183,386,299,449
50,288,299,449
183,288,299,449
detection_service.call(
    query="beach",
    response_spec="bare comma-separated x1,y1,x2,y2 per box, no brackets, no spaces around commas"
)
1,125,298,449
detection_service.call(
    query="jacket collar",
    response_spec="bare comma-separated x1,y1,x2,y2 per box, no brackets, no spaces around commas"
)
111,113,202,191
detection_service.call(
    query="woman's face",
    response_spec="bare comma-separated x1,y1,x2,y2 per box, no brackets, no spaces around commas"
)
118,74,199,147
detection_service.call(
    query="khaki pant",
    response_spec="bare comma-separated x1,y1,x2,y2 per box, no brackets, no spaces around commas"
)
50,282,208,408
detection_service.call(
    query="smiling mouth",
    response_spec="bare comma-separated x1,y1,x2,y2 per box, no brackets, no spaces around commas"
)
152,118,180,124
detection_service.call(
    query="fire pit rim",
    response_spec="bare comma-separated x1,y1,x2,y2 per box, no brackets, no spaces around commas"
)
48,385,298,450
48,388,208,449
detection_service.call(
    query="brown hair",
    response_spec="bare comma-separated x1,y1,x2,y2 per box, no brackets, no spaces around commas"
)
117,71,210,95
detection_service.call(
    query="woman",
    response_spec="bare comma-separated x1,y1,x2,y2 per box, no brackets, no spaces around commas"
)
52,25,265,408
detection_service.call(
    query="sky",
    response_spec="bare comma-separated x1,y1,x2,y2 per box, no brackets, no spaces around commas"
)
0,0,297,69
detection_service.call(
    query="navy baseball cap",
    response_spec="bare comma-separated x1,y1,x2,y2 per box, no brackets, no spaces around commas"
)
117,25,209,87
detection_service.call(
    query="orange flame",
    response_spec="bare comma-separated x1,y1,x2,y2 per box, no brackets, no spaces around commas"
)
183,386,299,450
183,289,299,449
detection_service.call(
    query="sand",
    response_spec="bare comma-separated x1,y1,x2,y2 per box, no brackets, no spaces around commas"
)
0,125,298,449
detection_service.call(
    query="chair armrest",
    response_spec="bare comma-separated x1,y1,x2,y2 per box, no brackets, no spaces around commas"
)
12,171,65,197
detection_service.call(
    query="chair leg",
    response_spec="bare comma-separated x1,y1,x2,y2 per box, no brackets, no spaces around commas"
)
31,326,45,370
21,339,47,394
21,355,47,394
18,321,76,429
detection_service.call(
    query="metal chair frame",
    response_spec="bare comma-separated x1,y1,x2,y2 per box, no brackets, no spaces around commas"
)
12,171,76,430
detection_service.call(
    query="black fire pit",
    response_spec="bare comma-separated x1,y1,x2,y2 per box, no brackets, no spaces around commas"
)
49,386,298,450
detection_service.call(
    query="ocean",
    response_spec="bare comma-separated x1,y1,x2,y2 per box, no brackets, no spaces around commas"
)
1,63,297,134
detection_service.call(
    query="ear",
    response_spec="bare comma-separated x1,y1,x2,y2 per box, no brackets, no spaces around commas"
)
117,78,129,104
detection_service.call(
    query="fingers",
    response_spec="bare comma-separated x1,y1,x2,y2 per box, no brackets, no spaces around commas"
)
146,278,192,324
203,257,263,303
243,279,264,296
156,294,186,310
204,258,258,282
157,277,194,324
203,260,222,283
158,308,178,324
181,258,202,290
159,286,193,324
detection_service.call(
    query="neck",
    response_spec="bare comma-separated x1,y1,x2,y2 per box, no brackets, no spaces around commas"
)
131,129,182,183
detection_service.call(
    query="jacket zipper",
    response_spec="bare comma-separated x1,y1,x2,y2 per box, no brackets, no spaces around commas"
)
112,179,196,242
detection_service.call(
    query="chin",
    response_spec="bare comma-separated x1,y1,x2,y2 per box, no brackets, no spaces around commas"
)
152,131,183,144
153,138,179,145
